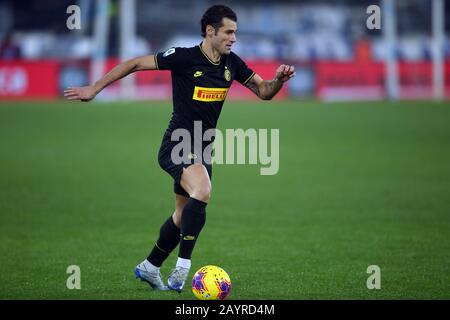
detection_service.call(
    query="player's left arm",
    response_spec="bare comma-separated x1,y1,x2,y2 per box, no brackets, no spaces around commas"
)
245,64,296,100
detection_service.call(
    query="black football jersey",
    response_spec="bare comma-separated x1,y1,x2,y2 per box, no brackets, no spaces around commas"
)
154,43,255,137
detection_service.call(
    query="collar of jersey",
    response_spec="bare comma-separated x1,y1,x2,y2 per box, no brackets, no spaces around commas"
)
198,42,221,66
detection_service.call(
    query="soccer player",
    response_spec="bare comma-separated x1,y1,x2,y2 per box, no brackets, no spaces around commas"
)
64,5,295,292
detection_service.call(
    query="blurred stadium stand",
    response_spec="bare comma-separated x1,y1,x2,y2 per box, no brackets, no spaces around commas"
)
0,0,449,101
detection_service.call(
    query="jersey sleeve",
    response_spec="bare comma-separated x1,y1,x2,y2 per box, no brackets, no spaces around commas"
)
154,47,189,71
233,53,255,86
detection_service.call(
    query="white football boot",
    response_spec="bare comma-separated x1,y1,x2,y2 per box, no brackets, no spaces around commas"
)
134,261,168,290
167,266,190,293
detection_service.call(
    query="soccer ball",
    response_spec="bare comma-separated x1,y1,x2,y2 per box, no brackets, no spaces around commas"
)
191,265,231,300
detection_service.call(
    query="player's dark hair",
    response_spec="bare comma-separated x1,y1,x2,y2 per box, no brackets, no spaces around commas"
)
201,5,237,37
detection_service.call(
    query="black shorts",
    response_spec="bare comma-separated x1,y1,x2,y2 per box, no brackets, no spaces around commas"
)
158,134,212,197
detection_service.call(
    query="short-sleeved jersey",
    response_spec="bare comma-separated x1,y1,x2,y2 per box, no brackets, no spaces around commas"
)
154,43,255,137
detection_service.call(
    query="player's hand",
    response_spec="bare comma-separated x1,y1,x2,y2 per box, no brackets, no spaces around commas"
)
63,86,97,102
275,65,296,83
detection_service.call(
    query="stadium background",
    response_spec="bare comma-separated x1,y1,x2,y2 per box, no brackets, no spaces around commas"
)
0,0,449,300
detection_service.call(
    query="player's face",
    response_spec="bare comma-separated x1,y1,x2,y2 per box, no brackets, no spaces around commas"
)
212,18,237,55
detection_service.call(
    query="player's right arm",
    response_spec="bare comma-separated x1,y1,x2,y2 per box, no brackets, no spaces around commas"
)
63,55,157,102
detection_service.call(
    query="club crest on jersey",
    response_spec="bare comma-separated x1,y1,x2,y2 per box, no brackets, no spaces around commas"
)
192,86,229,102
224,69,231,81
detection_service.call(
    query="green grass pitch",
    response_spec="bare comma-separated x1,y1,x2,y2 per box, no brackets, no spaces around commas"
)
0,100,449,299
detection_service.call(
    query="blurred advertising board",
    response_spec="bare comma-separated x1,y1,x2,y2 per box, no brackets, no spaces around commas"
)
1,59,449,101
0,60,59,100
316,61,450,101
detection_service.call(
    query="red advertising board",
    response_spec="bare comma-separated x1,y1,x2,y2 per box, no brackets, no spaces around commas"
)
316,61,450,100
316,61,385,101
0,60,59,99
2,59,449,101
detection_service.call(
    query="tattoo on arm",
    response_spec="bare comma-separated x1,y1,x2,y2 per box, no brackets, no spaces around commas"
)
246,78,282,100
246,78,261,97
262,79,283,100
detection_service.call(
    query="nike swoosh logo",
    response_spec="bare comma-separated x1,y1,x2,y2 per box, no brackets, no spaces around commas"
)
194,71,203,77
183,235,196,241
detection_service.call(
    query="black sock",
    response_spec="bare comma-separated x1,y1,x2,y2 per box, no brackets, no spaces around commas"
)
147,216,180,267
178,197,207,260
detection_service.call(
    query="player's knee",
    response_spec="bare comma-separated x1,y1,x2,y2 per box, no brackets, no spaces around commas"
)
191,183,211,202
172,212,182,228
